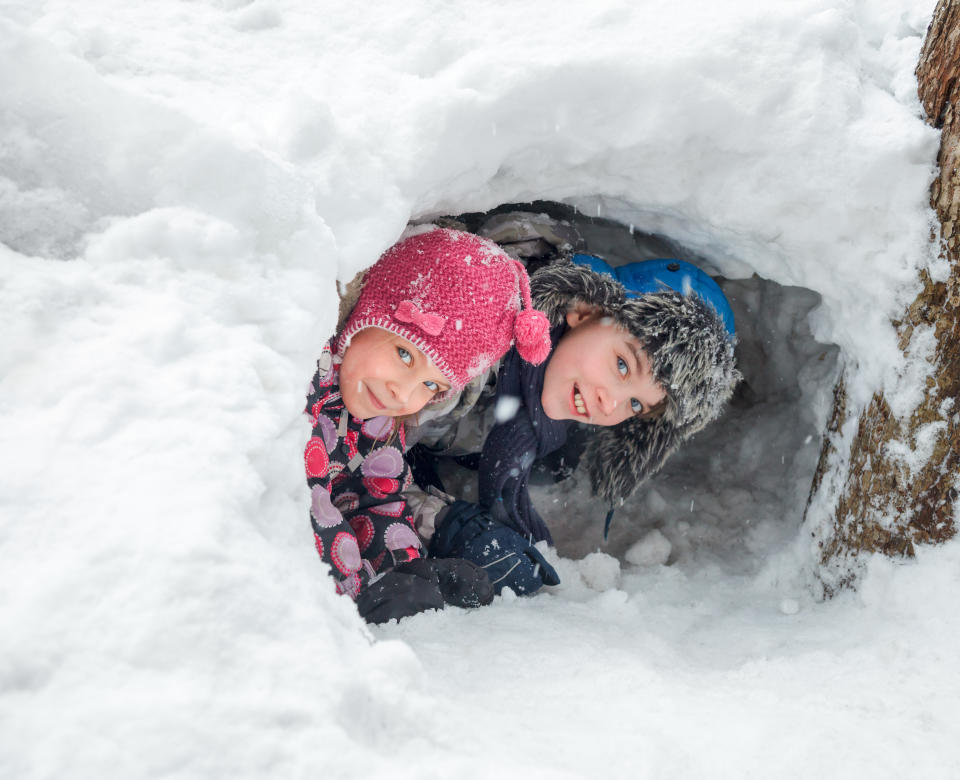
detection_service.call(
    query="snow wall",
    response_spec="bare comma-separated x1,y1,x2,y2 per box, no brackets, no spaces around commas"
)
0,1,952,778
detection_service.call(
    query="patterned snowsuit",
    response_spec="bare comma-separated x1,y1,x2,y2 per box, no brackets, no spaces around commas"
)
304,343,422,598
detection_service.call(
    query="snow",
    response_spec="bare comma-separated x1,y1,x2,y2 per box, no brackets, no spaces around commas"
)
626,529,673,567
494,393,521,423
2,0,958,778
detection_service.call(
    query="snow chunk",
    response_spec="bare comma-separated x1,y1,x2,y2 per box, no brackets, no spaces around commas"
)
578,551,621,591
494,394,520,423
779,598,800,615
625,529,672,567
231,1,282,31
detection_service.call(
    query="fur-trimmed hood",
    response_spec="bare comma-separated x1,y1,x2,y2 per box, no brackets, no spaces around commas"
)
530,258,741,506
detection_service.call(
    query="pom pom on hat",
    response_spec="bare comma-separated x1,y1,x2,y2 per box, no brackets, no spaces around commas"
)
509,258,552,365
514,307,551,364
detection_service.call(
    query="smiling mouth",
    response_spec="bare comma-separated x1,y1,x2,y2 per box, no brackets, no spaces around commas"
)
572,384,589,417
366,386,386,411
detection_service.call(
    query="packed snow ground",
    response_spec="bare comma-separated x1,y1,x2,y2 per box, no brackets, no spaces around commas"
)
2,1,958,778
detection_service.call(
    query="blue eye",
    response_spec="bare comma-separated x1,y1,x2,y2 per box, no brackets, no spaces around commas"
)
631,398,643,413
397,347,412,365
424,380,439,392
617,357,628,376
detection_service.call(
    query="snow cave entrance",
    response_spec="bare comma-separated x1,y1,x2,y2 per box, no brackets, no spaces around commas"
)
435,201,841,572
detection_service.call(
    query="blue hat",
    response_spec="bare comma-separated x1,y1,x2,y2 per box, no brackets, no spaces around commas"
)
571,254,736,339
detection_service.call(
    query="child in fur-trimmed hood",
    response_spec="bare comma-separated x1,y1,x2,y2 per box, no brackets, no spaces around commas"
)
515,254,740,536
412,222,740,595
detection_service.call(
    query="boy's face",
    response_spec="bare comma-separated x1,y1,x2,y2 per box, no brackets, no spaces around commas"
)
339,328,451,419
541,307,666,425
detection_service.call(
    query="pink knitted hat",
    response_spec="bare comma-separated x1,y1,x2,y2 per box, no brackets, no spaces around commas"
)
337,227,551,389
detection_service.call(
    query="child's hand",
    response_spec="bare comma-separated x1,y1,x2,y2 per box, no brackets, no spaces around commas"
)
356,564,444,625
424,557,494,609
429,501,561,596
355,557,493,624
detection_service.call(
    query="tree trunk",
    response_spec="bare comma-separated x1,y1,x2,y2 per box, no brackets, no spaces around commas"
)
805,0,960,593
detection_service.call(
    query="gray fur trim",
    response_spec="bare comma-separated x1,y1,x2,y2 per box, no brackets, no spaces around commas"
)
530,260,628,328
586,417,685,506
530,258,741,504
336,269,368,339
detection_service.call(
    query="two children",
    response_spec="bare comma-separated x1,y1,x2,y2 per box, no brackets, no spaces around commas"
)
304,227,551,623
307,218,741,622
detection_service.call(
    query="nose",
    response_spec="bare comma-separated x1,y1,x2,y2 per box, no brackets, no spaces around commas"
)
595,386,618,417
386,376,419,407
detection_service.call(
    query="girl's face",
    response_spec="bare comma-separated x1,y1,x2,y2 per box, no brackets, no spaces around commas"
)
339,327,451,419
540,306,666,425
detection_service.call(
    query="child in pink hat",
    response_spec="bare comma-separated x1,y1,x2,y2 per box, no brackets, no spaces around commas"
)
304,227,550,624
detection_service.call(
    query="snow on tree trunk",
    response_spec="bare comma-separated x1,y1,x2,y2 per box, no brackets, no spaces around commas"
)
805,0,960,594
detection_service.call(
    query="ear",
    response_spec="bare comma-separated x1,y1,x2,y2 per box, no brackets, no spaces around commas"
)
564,301,599,329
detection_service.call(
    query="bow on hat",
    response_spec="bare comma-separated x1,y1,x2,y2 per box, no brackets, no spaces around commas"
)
394,299,447,336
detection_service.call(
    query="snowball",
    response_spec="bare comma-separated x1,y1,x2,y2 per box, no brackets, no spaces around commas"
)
779,598,800,615
494,394,521,423
625,529,672,567
578,551,621,591
499,586,518,603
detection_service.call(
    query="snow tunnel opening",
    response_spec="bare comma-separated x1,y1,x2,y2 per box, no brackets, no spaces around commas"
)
428,200,841,572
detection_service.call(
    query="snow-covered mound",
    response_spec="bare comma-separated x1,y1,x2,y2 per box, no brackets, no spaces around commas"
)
2,1,957,778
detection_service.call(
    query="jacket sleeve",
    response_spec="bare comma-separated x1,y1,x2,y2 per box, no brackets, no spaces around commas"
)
402,484,455,542
306,457,374,599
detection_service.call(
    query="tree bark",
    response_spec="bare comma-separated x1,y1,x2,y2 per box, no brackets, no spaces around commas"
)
806,0,960,593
